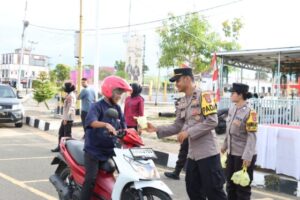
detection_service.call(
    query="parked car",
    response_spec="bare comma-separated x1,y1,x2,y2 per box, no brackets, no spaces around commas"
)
0,84,24,127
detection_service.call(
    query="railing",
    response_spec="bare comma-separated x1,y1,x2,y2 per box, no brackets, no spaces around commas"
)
218,97,300,126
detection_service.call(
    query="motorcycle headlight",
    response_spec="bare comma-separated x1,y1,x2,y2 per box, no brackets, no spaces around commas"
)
126,157,160,180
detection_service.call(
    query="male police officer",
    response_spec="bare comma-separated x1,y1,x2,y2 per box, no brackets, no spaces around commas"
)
146,68,227,200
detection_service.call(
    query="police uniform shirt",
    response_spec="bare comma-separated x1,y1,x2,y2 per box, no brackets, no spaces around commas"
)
84,99,126,161
156,89,219,160
222,103,257,161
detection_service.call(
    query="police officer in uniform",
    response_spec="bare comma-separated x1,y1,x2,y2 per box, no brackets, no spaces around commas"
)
221,83,257,200
146,67,227,200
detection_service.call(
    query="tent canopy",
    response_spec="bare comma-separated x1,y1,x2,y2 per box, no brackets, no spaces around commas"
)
216,46,300,73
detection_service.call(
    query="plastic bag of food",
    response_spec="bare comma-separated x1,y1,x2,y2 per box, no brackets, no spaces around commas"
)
135,116,148,129
231,166,250,187
221,153,227,168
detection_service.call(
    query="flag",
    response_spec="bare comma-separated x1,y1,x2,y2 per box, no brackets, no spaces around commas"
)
181,61,189,68
211,53,220,102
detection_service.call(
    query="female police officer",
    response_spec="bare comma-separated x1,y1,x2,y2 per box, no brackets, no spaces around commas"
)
221,83,257,200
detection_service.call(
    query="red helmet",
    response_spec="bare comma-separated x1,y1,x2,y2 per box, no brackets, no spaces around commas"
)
101,75,132,98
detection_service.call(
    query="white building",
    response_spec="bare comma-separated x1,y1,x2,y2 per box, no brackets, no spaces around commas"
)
0,49,49,88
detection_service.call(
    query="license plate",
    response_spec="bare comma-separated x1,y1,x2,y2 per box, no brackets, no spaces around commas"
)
129,148,157,160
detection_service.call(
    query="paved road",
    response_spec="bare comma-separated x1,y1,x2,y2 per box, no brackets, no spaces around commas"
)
0,124,298,200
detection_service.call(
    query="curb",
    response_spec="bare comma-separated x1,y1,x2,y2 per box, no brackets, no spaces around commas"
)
24,116,61,131
24,116,51,131
23,115,300,198
153,151,300,197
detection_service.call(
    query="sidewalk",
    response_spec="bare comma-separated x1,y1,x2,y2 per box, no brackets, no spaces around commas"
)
22,96,300,198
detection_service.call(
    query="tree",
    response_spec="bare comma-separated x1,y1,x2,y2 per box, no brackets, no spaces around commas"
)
114,60,126,78
49,64,71,86
114,60,126,71
33,72,56,109
99,69,114,80
157,14,243,72
255,71,269,81
143,64,149,74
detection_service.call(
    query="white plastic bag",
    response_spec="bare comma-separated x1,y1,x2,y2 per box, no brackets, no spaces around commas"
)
221,153,227,168
231,166,250,187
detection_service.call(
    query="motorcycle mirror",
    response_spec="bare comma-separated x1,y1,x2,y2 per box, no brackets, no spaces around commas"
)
104,108,119,119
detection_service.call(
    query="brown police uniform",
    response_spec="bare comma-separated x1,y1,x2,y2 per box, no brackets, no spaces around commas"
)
222,83,257,200
156,68,227,200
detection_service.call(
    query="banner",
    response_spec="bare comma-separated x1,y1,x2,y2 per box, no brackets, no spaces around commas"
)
125,35,145,84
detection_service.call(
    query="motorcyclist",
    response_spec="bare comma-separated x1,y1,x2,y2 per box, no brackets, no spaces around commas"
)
80,76,132,200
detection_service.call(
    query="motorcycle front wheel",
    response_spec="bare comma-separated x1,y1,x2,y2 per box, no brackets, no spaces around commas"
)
121,187,172,200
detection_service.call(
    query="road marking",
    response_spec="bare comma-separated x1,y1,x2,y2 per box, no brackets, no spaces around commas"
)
23,179,49,183
0,172,57,200
252,189,292,200
0,143,53,146
0,133,35,137
0,156,53,161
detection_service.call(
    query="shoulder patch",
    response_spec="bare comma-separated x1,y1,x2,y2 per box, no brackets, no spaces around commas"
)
201,92,217,116
246,110,258,132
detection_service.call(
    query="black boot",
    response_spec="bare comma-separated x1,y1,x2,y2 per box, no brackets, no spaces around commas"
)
51,146,60,152
164,171,180,180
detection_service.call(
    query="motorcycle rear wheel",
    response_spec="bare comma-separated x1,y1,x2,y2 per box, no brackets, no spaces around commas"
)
56,165,71,200
121,187,172,200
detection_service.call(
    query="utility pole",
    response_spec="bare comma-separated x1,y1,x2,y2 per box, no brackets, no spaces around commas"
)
77,0,83,112
17,0,29,91
142,35,145,86
94,0,100,100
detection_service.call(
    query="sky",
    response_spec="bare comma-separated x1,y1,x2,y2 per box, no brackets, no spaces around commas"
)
1,0,300,77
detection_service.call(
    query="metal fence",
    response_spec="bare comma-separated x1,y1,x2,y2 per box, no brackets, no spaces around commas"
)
218,97,300,126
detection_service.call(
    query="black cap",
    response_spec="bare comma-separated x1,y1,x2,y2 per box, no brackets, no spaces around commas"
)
169,68,193,82
228,83,249,94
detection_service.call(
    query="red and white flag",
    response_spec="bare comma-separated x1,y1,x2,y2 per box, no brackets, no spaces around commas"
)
211,53,220,102
181,61,189,68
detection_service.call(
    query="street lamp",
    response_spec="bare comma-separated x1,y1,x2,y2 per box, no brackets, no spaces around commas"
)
17,20,29,91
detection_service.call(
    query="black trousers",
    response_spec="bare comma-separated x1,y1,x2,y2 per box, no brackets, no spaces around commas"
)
226,154,257,200
81,111,88,138
175,138,189,173
57,120,73,145
185,155,227,200
80,153,105,200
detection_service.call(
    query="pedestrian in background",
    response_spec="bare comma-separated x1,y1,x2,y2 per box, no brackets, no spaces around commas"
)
124,83,144,131
51,82,76,152
146,67,227,200
221,83,257,200
78,78,96,138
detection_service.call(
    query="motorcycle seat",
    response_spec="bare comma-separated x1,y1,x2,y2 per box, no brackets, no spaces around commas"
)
65,140,85,166
65,140,116,173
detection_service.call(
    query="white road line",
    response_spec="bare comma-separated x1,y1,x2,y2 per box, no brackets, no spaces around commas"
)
0,143,53,146
0,156,53,161
0,172,57,200
23,179,49,183
0,133,35,137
